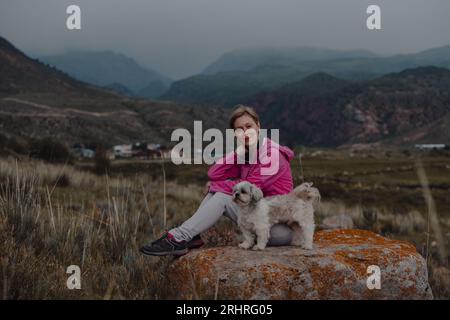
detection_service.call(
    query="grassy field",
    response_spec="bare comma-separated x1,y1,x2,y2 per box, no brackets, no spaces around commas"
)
79,148,450,215
1,149,449,299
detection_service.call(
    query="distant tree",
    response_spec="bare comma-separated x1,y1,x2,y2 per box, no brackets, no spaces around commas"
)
0,133,27,156
28,137,73,164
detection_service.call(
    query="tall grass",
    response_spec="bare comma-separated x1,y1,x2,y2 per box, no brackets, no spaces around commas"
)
0,156,202,299
0,154,449,299
415,159,447,265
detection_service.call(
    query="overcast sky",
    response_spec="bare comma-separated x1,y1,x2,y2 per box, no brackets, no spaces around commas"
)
1,0,450,79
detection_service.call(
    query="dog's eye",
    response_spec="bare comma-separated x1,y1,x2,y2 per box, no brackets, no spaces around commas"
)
241,190,246,194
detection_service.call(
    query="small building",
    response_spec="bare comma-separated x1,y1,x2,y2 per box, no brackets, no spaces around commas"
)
414,144,447,150
147,143,161,151
111,142,173,160
81,148,95,158
71,146,95,159
113,144,133,158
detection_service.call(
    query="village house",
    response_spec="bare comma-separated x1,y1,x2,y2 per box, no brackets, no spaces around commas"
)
113,144,133,158
112,142,172,160
71,143,95,159
414,144,448,150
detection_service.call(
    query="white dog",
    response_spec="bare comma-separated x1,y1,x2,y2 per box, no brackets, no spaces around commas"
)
232,181,320,251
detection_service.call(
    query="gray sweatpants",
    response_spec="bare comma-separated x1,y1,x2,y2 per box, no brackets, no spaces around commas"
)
169,191,293,246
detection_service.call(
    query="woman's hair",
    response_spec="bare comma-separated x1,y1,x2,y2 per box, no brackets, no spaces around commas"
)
229,104,260,129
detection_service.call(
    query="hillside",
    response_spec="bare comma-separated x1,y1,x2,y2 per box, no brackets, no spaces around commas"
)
0,37,115,102
162,44,450,108
247,67,450,147
3,35,449,149
39,51,172,98
202,46,377,74
0,36,227,147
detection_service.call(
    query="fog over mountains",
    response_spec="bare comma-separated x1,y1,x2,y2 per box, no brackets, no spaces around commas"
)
39,51,172,98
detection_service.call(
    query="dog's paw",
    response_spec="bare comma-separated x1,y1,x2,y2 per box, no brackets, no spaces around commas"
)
291,238,305,247
251,244,266,251
301,243,313,250
238,242,253,249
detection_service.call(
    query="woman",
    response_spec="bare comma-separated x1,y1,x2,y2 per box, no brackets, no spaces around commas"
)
140,104,295,256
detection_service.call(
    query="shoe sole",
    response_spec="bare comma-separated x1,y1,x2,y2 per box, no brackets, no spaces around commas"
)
187,240,204,250
140,247,189,256
139,238,204,256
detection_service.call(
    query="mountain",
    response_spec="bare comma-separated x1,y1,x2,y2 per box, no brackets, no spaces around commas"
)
3,34,449,149
39,51,172,98
0,36,227,147
246,66,450,147
160,63,378,108
0,37,112,101
202,46,378,75
103,82,135,97
408,45,450,65
381,113,450,146
161,44,450,108
137,79,169,98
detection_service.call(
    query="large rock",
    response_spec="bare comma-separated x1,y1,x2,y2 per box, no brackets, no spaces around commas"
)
166,229,433,299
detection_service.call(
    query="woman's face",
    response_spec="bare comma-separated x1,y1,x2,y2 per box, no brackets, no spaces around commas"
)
233,114,260,147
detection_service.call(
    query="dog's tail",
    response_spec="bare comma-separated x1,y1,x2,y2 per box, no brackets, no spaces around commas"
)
292,182,321,205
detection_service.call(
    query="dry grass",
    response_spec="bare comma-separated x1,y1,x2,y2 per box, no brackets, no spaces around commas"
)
415,159,447,265
0,156,202,299
0,153,449,299
317,202,427,234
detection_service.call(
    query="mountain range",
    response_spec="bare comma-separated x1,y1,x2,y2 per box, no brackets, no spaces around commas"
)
0,36,227,148
1,35,450,149
39,51,172,98
246,68,450,146
161,45,450,107
202,46,378,74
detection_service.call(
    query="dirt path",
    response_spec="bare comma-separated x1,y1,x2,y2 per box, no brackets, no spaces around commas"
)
1,97,139,117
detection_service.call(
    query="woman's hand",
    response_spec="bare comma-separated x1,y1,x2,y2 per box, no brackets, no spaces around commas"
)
236,144,246,156
203,181,211,196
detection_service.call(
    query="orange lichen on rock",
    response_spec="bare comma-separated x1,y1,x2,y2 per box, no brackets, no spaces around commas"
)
315,229,415,250
165,229,433,300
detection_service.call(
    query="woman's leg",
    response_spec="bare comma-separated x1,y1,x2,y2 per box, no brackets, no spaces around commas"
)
169,191,293,246
168,192,239,242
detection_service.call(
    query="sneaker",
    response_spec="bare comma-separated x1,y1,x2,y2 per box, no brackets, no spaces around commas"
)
187,234,204,249
140,231,189,256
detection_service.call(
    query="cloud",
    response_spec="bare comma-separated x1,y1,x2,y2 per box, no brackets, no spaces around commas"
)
1,0,450,79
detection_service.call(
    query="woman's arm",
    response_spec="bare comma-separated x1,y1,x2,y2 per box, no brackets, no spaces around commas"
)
208,168,263,195
207,151,240,181
208,148,275,195
208,145,285,196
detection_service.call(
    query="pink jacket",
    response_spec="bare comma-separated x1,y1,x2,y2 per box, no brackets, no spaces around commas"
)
207,137,295,197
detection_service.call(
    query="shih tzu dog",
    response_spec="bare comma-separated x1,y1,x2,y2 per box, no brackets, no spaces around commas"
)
232,181,320,251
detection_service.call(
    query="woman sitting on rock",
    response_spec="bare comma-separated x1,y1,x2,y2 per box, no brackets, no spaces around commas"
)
140,104,296,256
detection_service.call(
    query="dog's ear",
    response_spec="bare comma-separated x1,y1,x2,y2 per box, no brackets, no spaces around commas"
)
250,185,263,202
